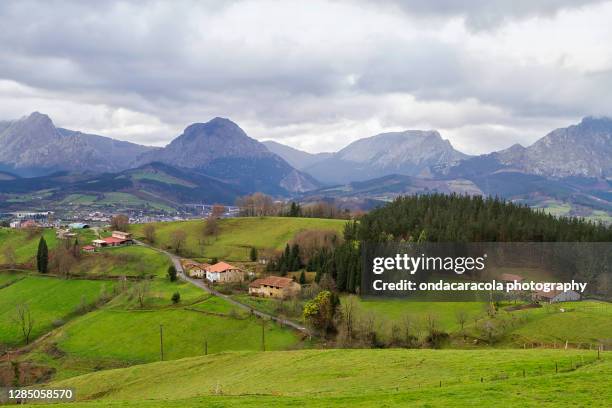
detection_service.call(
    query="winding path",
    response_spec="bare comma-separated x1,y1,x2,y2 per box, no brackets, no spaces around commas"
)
135,240,312,337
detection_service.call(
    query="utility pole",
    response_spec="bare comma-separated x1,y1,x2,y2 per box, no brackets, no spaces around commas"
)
160,324,164,361
261,319,266,352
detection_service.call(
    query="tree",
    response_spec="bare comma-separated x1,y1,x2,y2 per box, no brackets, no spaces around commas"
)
455,310,468,333
55,247,76,277
13,303,34,345
170,230,187,255
249,247,258,262
302,290,339,335
134,280,150,308
204,216,219,239
171,292,181,304
36,236,48,274
211,204,226,218
110,214,130,232
299,270,306,284
2,245,16,268
143,224,156,243
167,265,177,282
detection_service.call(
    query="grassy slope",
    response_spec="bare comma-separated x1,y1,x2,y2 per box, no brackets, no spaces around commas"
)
0,274,114,346
48,349,610,407
503,301,612,345
0,228,58,264
71,245,172,278
130,217,347,261
353,296,612,346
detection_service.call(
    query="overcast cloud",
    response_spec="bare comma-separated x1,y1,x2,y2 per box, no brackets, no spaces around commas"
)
0,0,611,154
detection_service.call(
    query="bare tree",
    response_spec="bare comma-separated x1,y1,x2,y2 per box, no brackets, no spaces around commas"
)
13,303,35,344
203,216,219,239
143,224,156,243
110,214,130,232
2,245,17,268
55,247,76,277
134,280,151,308
455,310,468,333
170,230,187,255
211,204,226,218
341,295,357,343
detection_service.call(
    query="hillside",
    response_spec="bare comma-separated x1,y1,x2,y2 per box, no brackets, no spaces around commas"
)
130,217,347,261
48,349,610,407
304,130,468,184
0,112,153,177
136,117,320,194
0,162,245,210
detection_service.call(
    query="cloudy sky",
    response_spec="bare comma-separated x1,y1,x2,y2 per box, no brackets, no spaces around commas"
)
1,0,612,154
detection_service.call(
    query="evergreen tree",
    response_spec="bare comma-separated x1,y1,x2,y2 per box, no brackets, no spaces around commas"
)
299,270,306,284
167,265,177,282
249,247,258,262
37,236,48,274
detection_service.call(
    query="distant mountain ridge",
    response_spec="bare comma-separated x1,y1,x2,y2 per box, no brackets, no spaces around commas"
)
263,140,333,170
0,112,154,176
136,117,320,195
280,130,469,184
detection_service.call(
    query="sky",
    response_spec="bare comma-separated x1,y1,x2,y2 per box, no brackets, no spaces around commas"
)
1,0,612,155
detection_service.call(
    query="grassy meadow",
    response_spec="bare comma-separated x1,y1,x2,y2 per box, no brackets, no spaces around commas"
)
71,245,172,278
0,227,58,264
48,349,611,407
130,217,347,261
0,274,114,346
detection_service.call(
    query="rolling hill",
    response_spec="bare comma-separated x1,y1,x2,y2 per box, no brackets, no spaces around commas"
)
46,349,610,407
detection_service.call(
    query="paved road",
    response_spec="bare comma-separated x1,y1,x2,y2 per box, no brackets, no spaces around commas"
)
135,240,312,337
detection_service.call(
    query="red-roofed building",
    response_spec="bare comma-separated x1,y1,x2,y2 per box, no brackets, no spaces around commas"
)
82,245,96,253
92,235,133,248
205,262,244,283
249,276,301,299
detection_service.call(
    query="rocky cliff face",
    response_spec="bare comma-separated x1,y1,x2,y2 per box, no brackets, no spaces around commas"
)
0,112,153,176
304,130,468,184
495,117,612,178
137,117,320,194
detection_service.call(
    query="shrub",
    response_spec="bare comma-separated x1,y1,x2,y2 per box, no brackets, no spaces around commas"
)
171,292,181,304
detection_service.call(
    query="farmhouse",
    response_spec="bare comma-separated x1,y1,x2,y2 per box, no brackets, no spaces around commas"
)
92,231,134,248
205,262,244,283
533,289,581,303
82,245,96,253
249,276,301,299
182,261,210,278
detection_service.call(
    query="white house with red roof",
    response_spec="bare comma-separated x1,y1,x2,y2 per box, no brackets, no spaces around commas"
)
205,261,244,283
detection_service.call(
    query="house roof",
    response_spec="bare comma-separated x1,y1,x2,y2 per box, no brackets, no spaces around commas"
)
207,262,240,273
249,276,295,289
500,273,524,282
535,289,579,299
102,236,125,244
82,245,95,250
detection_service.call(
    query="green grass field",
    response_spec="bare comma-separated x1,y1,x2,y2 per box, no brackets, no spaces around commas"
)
47,349,610,407
130,217,347,261
0,274,114,346
501,301,612,346
0,228,58,264
54,309,300,364
71,245,172,278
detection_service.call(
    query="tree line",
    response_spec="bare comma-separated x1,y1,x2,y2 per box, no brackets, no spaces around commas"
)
270,194,612,295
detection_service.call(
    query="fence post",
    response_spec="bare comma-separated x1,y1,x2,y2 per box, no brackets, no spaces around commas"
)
159,324,164,361
205,340,208,356
555,362,558,373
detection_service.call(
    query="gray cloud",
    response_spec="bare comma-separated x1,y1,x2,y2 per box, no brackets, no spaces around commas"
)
0,0,611,154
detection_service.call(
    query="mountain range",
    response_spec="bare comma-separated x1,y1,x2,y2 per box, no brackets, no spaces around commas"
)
0,112,611,219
